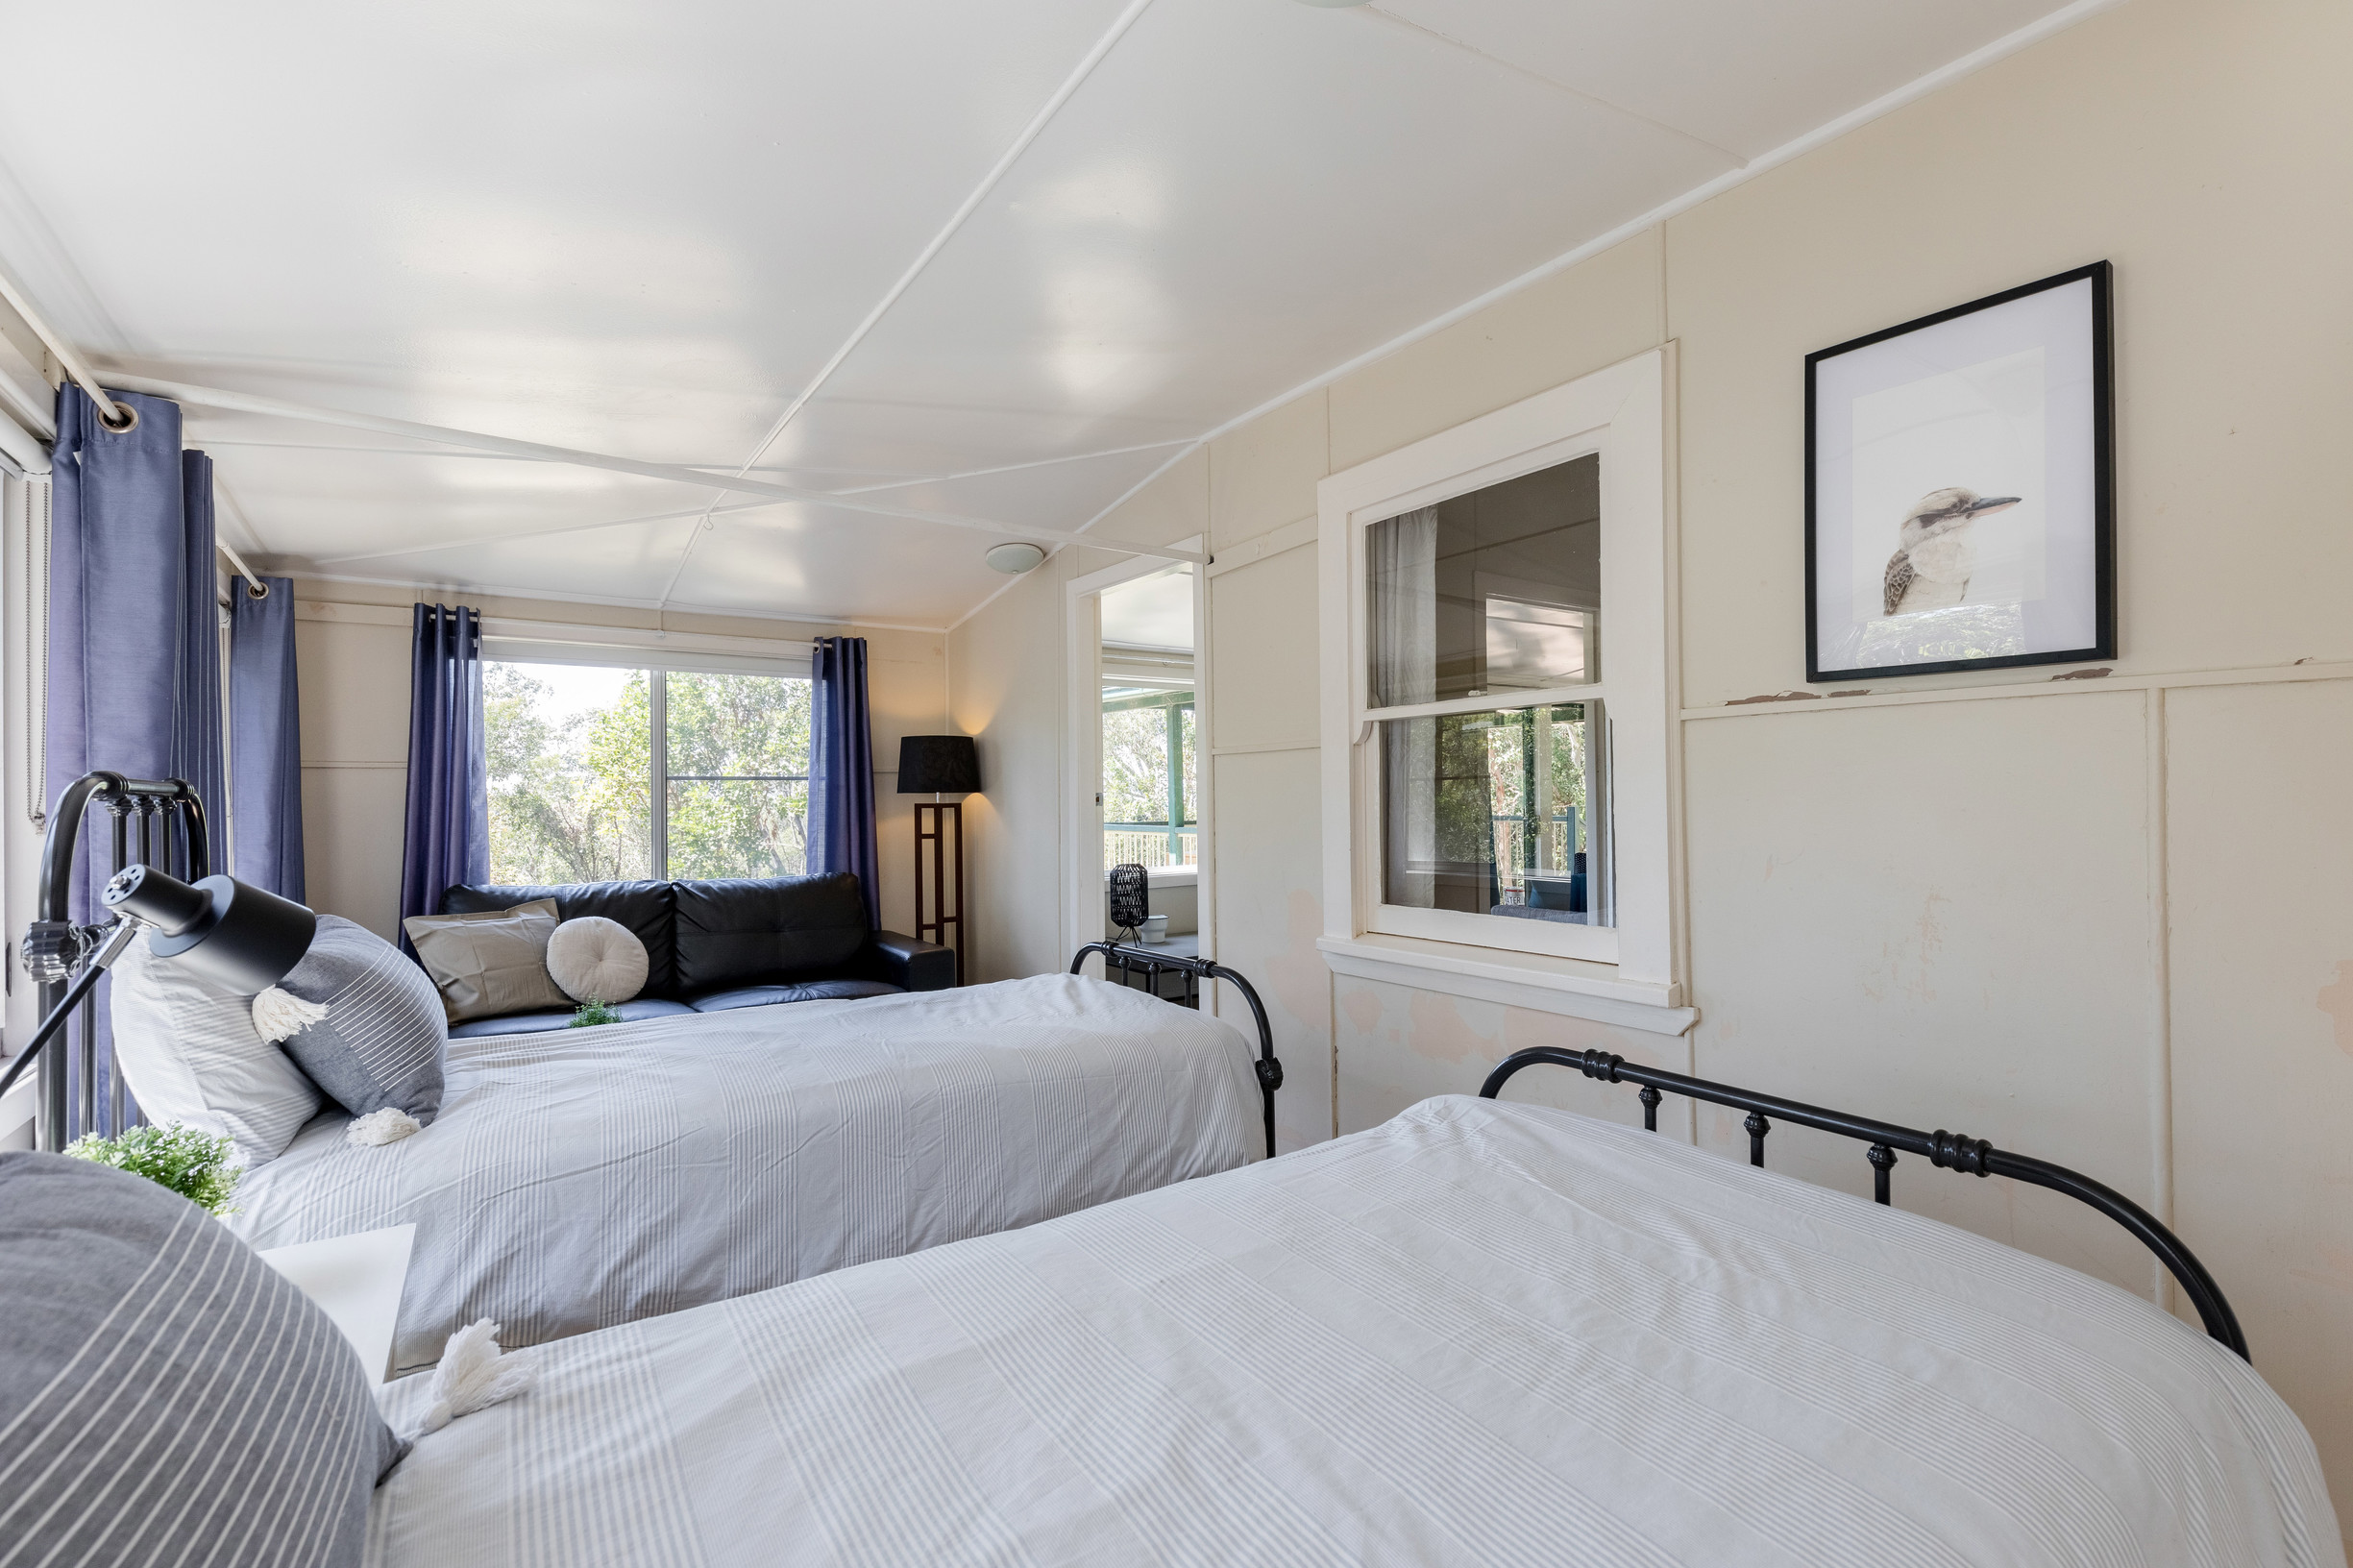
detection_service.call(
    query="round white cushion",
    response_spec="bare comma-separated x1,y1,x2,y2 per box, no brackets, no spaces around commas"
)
544,917,649,1004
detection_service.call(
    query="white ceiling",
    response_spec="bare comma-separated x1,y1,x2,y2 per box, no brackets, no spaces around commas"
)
0,0,2072,629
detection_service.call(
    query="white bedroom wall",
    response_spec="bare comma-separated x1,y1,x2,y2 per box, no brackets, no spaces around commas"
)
289,577,947,943
948,0,2353,1527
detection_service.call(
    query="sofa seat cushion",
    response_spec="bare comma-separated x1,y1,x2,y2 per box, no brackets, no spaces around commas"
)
673,872,869,994
686,979,903,1013
440,880,677,998
447,997,697,1039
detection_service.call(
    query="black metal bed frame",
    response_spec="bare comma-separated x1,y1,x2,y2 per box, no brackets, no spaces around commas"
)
1071,942,1283,1160
1480,1046,2247,1359
23,772,210,1152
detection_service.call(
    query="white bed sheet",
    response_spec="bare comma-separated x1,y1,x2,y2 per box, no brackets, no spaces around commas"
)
368,1094,2341,1568
230,975,1260,1375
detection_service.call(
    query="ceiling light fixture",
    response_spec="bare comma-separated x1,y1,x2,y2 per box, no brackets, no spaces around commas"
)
985,542,1047,575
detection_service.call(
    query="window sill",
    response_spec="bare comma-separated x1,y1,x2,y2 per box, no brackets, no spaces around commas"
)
1315,934,1697,1037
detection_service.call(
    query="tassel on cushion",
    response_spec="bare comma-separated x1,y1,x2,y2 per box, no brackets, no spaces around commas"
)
403,1319,534,1441
346,1108,422,1146
251,985,330,1043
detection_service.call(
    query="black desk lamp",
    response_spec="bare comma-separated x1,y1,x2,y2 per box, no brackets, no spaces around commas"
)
0,865,316,1102
896,735,980,986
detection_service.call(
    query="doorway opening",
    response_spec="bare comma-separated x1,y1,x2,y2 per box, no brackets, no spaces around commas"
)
1066,548,1207,968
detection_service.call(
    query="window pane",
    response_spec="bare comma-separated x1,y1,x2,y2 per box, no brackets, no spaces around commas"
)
1380,700,1608,927
666,778,809,879
484,662,653,883
1366,453,1600,707
663,672,812,880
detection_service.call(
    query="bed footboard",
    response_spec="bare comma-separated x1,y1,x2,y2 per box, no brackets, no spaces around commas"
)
1480,1046,2246,1358
1070,943,1283,1160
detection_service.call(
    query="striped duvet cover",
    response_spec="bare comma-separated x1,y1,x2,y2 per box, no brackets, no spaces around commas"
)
366,1094,2339,1568
229,974,1261,1375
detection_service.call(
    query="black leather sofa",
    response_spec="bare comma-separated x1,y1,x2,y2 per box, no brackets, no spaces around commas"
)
437,870,955,1038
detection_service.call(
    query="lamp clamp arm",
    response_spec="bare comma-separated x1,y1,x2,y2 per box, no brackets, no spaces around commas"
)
0,919,143,1103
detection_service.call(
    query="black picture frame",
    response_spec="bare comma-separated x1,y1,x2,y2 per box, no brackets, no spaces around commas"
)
1803,261,2114,683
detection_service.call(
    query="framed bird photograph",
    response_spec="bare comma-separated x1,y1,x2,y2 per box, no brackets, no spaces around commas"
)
1804,261,2114,681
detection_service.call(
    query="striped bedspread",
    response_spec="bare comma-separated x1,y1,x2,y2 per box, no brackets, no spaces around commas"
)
367,1095,2340,1568
230,975,1260,1375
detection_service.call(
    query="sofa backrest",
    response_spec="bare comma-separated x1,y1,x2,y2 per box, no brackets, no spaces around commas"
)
673,872,869,995
439,879,679,998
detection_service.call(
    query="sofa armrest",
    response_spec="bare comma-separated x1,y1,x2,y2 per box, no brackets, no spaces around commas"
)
869,931,956,992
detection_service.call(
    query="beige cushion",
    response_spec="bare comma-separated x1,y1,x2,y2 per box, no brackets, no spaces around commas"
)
401,898,572,1024
544,917,649,1004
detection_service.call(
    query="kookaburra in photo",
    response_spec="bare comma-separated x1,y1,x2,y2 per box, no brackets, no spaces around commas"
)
1882,487,2022,616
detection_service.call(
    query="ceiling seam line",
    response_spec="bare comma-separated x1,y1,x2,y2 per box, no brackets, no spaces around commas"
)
661,0,1159,610
721,0,1160,484
1356,6,1748,168
90,372,1153,542
950,0,2125,629
948,0,2126,631
303,436,1201,567
308,499,784,566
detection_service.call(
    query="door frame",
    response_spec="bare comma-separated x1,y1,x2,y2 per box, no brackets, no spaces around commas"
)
1064,541,1211,972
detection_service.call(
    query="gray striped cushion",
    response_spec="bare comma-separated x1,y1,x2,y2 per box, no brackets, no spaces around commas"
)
0,1153,402,1567
278,916,447,1124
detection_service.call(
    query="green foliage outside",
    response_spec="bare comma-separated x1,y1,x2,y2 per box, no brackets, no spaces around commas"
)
664,669,812,880
65,1123,241,1215
569,999,624,1028
486,664,651,882
1430,702,1590,879
1101,699,1194,825
486,663,812,885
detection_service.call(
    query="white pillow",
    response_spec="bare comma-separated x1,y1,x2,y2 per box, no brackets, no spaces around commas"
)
543,916,648,1004
107,933,325,1167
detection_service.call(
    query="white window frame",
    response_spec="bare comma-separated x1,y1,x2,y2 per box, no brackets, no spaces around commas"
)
1316,350,1689,1029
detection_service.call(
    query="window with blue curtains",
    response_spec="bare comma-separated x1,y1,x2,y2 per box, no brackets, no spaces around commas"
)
399,603,488,952
809,635,880,927
45,387,227,1137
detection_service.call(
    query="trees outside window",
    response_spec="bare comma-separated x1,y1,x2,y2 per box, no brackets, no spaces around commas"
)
484,660,810,884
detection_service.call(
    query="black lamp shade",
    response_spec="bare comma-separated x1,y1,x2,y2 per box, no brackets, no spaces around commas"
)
897,735,981,795
103,866,317,993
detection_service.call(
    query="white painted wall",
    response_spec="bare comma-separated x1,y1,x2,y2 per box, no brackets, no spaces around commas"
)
289,578,946,943
948,0,2353,1530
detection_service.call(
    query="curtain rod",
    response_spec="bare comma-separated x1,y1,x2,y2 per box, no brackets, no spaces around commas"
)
0,269,135,431
217,537,269,599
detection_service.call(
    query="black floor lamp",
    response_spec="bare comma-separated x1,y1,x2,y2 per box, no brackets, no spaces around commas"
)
896,735,980,986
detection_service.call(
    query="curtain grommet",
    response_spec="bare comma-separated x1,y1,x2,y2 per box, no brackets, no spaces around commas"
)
96,402,138,434
244,579,270,600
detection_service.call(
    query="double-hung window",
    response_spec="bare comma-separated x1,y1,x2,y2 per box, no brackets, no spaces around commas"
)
1318,351,1680,1015
482,650,812,885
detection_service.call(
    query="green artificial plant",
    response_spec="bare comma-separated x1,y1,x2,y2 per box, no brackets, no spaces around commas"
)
570,998,623,1028
64,1123,241,1216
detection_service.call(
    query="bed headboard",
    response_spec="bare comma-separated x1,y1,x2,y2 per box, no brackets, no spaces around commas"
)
20,772,212,1152
1481,1046,2247,1359
1070,943,1283,1161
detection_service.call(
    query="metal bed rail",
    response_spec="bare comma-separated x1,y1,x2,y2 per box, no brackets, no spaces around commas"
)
1070,942,1283,1160
1480,1045,2246,1360
23,771,210,1151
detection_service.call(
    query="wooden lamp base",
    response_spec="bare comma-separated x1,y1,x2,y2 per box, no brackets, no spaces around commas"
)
914,800,966,985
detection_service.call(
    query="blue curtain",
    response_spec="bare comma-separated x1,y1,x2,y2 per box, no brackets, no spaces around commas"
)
229,576,304,899
47,386,223,1134
398,603,487,952
809,635,879,927
175,453,227,877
